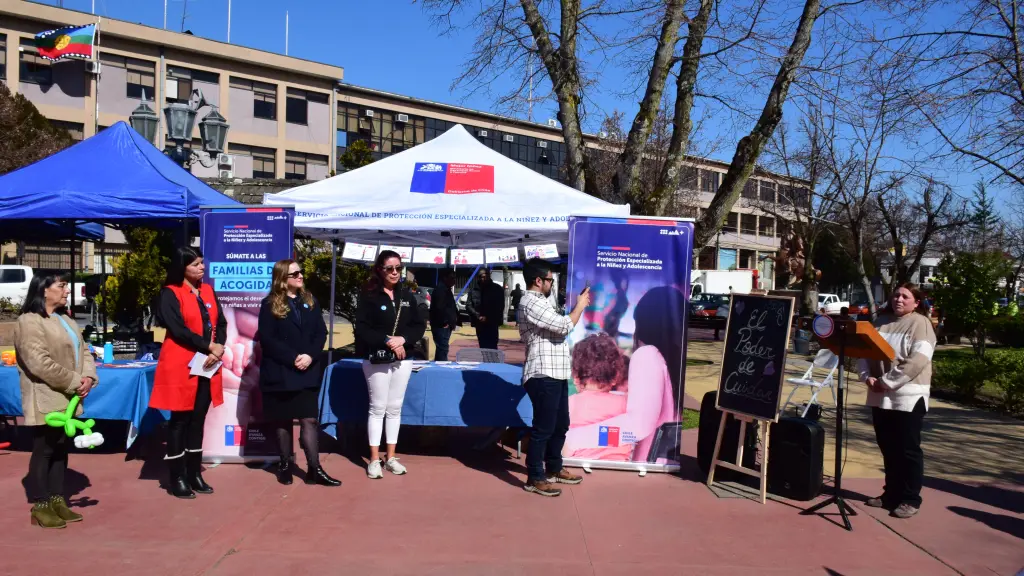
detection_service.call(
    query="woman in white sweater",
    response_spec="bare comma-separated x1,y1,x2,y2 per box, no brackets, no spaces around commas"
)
858,283,936,519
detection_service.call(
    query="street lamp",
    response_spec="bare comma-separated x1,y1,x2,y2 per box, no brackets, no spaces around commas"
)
162,88,230,168
128,90,159,145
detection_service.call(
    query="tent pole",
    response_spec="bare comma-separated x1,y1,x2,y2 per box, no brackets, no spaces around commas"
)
67,220,76,318
100,240,107,338
328,239,338,365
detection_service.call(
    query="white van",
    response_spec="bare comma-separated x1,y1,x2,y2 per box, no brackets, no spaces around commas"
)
0,265,32,307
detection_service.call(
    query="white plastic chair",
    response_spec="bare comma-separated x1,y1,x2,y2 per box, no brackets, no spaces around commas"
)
781,348,839,418
456,348,506,364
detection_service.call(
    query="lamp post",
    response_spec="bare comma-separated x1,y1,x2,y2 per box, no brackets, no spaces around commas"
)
129,88,229,169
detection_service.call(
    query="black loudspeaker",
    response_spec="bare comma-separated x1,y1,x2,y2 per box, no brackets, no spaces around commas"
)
697,391,757,481
767,417,825,501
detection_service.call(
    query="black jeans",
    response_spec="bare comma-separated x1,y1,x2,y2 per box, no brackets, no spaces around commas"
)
27,425,68,502
872,398,926,508
477,323,500,350
524,377,569,482
166,377,213,456
432,327,451,362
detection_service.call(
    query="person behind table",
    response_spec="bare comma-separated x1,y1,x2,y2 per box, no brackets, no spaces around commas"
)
429,269,458,362
517,258,591,497
509,283,524,322
15,273,97,529
859,282,936,520
467,268,505,349
150,246,227,499
257,260,339,487
355,250,426,479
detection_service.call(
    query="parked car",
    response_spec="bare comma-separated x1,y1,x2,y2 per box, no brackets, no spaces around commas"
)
817,293,849,315
689,293,729,329
0,265,32,307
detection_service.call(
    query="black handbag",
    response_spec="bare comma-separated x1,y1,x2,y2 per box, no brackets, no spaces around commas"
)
369,292,403,364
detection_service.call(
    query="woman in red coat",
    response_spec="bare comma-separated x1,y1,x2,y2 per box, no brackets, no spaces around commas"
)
151,247,227,499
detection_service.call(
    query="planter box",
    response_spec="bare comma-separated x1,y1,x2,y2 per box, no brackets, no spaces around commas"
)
0,322,15,347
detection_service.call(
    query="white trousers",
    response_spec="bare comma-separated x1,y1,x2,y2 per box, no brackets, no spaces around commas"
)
362,360,413,447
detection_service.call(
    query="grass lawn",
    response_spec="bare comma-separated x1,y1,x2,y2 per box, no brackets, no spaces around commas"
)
681,408,700,430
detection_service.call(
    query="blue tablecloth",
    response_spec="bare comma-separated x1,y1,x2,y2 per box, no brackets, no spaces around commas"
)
318,360,532,437
0,361,164,448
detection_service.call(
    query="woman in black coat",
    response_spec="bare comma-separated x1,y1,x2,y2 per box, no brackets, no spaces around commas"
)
257,259,339,487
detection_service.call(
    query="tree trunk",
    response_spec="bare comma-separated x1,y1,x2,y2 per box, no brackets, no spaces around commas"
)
617,0,688,207
694,0,821,248
520,0,589,192
800,239,818,316
653,0,714,216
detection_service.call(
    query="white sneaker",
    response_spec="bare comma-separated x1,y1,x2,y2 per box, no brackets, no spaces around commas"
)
384,457,407,475
366,459,383,479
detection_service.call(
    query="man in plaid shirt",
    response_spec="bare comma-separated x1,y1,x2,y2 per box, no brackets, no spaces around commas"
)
517,258,590,497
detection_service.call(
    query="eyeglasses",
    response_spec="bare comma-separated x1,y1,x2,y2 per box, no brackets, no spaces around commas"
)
542,277,554,284
287,271,303,279
382,266,401,273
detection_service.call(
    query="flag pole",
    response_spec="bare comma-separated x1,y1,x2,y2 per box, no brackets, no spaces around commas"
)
285,11,289,55
93,18,100,137
227,0,232,42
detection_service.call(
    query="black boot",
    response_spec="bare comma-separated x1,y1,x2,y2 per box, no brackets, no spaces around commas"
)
186,451,214,494
276,457,293,485
166,454,195,499
306,466,341,487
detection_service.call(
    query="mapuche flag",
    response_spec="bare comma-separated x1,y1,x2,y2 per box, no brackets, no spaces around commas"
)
34,24,96,62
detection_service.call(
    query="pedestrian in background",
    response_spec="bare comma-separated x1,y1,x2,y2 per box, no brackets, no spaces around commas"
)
430,269,458,362
467,268,504,350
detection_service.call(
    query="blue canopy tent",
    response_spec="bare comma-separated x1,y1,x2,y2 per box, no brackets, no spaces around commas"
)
0,121,242,333
0,121,239,222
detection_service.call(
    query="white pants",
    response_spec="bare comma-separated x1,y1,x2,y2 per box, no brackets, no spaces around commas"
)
362,360,413,447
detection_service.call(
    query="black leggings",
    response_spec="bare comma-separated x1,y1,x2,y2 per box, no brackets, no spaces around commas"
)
872,398,926,508
166,377,212,456
27,425,68,502
275,418,320,469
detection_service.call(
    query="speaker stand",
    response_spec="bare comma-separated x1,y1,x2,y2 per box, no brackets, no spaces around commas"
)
801,337,857,531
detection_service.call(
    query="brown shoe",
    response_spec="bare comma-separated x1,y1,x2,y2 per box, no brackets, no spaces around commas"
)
50,495,83,523
547,469,583,485
30,500,66,529
523,479,561,497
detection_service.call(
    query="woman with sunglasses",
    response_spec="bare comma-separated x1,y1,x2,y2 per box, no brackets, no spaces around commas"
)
354,250,425,479
257,260,339,487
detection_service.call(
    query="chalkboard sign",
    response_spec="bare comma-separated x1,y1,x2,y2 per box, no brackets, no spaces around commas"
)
716,294,795,422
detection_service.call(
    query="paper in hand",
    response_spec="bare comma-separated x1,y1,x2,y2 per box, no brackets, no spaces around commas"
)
189,352,223,378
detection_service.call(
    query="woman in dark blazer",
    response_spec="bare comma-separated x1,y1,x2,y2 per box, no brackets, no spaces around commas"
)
257,259,339,487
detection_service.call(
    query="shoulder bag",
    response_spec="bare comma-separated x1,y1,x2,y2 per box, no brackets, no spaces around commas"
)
369,292,403,364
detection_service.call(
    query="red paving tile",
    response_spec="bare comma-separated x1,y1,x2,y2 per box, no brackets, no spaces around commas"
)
0,438,1021,576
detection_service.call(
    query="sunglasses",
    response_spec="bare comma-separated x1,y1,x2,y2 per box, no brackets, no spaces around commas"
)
382,265,401,273
287,271,303,279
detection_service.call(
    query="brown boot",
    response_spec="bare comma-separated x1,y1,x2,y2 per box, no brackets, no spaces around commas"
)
30,500,67,529
50,495,83,523
547,469,583,485
523,479,561,497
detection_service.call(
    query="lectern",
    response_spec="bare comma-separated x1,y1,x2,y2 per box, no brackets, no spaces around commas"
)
799,318,895,531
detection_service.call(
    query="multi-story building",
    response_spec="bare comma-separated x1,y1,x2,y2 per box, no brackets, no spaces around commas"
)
2,1,807,287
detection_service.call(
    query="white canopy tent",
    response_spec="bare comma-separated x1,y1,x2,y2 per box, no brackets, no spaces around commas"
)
263,124,630,250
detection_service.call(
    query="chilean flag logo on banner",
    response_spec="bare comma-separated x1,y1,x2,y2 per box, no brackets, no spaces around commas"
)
411,162,495,194
598,426,620,447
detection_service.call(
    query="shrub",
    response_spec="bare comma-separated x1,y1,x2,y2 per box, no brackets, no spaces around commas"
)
989,350,1024,414
932,356,990,400
988,314,1024,348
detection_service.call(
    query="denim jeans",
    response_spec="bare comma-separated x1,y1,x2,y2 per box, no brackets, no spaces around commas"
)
432,327,451,362
872,398,926,508
524,377,569,482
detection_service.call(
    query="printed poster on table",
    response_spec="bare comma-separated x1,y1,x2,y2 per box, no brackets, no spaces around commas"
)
200,207,295,463
564,216,693,472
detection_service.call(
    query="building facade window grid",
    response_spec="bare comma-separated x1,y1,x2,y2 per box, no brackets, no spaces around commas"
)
230,76,277,120
286,88,329,126
230,143,277,179
19,39,52,85
0,34,6,79
165,66,218,103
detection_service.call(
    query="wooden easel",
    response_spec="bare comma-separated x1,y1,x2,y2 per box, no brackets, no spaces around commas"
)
705,411,771,504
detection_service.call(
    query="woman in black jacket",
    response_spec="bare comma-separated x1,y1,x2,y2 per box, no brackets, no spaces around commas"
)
257,259,339,487
355,250,426,479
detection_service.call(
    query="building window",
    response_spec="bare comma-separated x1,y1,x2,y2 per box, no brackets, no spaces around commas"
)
0,34,6,79
166,66,218,103
286,88,328,125
759,180,776,203
231,143,277,178
742,179,757,199
723,212,738,233
19,40,52,85
759,215,775,237
231,77,277,120
49,120,84,141
100,53,156,100
700,169,720,193
740,214,757,235
285,151,328,180
336,103,425,160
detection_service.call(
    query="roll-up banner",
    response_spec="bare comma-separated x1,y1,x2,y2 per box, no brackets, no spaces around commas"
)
199,206,295,463
564,216,694,473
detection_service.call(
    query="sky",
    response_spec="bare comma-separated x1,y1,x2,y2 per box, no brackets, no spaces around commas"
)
32,0,1024,215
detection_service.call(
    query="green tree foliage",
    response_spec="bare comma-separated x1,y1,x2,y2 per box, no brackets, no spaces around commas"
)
99,228,175,325
0,82,73,176
933,251,1012,358
339,140,374,172
969,181,1003,251
294,239,370,324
